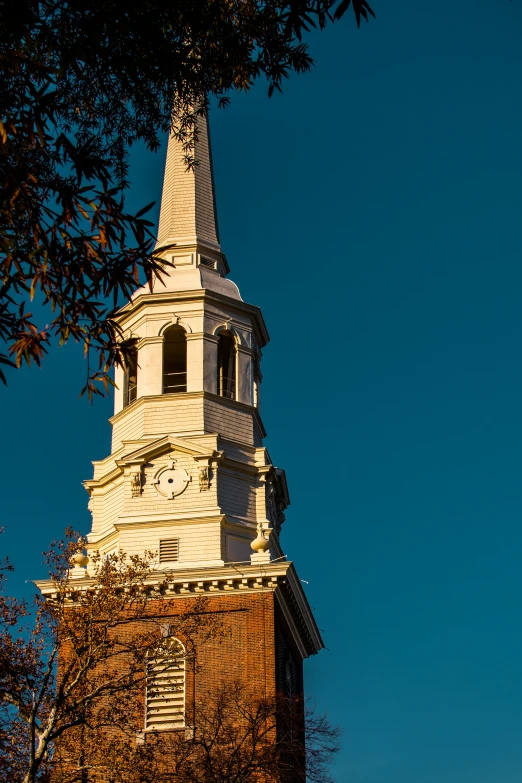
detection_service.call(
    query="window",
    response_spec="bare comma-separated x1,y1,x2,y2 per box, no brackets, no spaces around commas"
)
159,538,179,563
163,326,187,393
217,333,236,400
146,637,185,730
200,256,216,269
123,344,138,407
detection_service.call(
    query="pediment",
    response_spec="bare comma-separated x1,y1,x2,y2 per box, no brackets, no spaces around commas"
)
116,435,219,468
84,435,220,494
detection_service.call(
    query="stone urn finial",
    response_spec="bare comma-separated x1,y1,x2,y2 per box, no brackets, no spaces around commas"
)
71,550,89,567
70,547,89,579
250,522,272,563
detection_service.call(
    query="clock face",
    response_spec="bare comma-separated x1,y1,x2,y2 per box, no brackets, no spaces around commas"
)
154,465,191,498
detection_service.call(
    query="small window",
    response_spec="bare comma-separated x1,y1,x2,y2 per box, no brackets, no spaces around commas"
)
146,637,185,730
163,326,187,394
123,344,138,407
217,333,236,400
159,538,179,563
200,257,216,269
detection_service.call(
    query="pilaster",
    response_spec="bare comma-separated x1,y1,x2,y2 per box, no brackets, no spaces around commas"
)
186,332,203,393
137,337,163,397
237,345,253,405
114,364,125,415
186,333,219,393
203,334,219,394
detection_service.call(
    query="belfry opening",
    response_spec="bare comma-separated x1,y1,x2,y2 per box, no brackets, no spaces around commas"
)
163,325,187,394
217,331,236,399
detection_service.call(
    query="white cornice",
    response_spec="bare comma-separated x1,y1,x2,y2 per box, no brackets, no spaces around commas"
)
275,589,308,659
113,510,225,529
86,528,120,550
83,468,123,494
116,290,268,347
34,561,323,658
154,236,222,254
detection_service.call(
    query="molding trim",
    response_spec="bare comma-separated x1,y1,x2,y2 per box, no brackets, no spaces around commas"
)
34,561,323,658
158,318,193,336
115,289,269,348
114,511,225,529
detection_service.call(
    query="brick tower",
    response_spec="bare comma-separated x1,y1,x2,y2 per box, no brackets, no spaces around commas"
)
39,116,323,752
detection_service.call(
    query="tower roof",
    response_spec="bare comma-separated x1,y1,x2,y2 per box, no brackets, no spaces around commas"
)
156,113,221,254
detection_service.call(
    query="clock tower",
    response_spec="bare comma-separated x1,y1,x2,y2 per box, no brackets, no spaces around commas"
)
39,115,322,750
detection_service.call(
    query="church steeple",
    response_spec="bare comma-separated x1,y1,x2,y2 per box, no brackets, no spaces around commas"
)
70,112,321,658
155,114,225,269
36,108,323,772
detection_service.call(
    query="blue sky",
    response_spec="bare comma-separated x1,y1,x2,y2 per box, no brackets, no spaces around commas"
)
3,1,522,780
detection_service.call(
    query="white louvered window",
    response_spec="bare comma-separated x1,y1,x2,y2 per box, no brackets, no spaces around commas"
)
159,538,179,563
146,637,185,730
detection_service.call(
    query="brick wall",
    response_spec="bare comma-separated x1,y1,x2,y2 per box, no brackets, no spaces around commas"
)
55,588,307,783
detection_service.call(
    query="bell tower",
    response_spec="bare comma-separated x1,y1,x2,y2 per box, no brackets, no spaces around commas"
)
42,115,322,742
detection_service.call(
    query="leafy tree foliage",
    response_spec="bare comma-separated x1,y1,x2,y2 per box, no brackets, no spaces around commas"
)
0,0,374,395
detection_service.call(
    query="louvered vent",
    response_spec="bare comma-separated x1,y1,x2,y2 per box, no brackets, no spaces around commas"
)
200,256,216,269
146,638,185,730
159,538,179,562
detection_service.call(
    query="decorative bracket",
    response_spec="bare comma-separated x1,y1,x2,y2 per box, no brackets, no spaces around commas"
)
198,465,210,491
131,471,142,497
193,450,223,492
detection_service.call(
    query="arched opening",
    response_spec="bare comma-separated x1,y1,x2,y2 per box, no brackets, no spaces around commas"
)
163,325,187,393
123,343,138,407
146,636,185,730
217,332,236,400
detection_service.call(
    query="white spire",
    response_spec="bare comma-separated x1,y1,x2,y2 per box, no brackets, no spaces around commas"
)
156,113,221,254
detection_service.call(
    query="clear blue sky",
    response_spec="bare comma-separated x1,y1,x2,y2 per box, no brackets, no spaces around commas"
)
3,1,522,780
